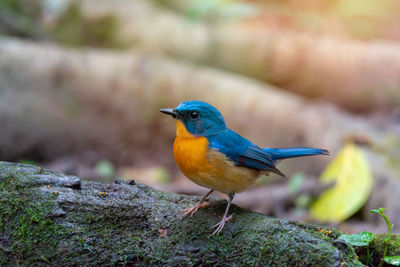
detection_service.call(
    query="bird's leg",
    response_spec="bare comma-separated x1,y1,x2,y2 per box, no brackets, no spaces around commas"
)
209,192,235,236
181,189,214,218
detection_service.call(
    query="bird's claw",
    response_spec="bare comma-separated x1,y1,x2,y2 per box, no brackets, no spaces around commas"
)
209,214,233,237
180,202,211,219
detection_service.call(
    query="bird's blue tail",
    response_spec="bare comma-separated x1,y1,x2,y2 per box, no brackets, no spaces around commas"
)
262,147,329,161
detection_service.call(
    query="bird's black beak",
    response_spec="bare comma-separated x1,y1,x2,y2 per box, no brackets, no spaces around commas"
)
160,108,178,119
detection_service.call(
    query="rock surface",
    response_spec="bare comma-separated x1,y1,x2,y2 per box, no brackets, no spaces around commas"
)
0,161,373,266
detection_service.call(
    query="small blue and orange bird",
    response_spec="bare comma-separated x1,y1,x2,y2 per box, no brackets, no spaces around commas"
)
160,101,329,236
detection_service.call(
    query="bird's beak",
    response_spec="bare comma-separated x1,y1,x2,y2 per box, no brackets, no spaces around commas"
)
160,108,178,119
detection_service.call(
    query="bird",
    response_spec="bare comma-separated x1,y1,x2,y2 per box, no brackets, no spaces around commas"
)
160,100,329,236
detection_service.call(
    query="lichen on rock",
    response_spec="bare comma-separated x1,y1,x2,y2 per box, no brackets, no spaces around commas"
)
0,161,369,266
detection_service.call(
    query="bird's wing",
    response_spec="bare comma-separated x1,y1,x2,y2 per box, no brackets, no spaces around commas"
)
208,129,284,176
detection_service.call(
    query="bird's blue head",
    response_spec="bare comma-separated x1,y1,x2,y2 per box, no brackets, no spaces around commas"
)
160,101,226,136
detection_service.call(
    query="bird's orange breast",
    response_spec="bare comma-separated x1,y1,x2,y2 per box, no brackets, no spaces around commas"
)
173,120,259,193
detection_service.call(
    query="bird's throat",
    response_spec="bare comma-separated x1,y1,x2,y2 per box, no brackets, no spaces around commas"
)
176,120,196,138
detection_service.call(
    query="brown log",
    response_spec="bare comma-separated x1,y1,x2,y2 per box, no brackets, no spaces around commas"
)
79,0,400,112
0,161,370,266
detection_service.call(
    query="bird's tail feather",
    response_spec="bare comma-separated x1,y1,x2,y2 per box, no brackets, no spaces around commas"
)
262,147,329,161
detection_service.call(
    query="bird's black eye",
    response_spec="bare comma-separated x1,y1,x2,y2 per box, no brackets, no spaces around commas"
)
190,111,200,119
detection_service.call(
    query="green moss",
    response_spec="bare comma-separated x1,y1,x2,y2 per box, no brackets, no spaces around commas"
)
124,195,360,266
0,173,65,264
372,234,400,259
0,162,368,266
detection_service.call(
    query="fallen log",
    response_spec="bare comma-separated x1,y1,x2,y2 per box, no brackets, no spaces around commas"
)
1,161,391,266
77,0,400,112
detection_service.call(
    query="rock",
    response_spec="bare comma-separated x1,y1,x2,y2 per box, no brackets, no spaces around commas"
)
0,161,384,266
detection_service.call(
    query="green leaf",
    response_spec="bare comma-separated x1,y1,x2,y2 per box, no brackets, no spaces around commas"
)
310,143,372,223
338,231,374,247
370,208,385,215
384,256,400,266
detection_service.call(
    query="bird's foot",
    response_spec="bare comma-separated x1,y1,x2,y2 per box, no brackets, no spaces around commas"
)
181,201,211,219
209,214,233,237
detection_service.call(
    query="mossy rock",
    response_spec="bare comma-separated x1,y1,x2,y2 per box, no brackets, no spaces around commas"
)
0,161,373,265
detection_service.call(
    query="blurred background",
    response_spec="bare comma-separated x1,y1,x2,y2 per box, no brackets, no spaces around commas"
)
1,0,400,235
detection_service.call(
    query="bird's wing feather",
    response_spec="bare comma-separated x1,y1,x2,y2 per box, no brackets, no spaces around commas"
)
262,147,329,161
238,146,275,170
207,129,282,175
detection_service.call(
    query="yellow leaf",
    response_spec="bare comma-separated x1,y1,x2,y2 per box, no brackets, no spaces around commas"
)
310,143,372,223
